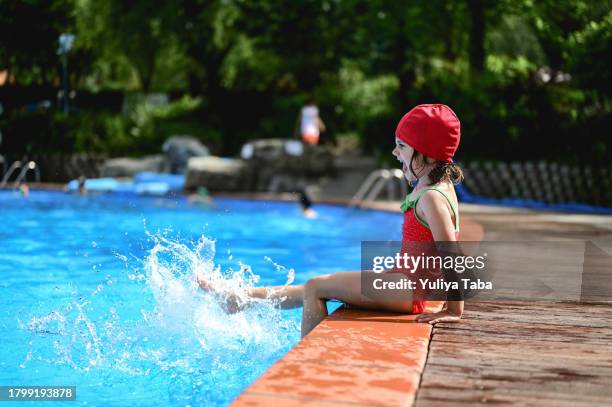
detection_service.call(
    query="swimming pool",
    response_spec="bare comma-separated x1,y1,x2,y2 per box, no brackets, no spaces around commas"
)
0,190,403,406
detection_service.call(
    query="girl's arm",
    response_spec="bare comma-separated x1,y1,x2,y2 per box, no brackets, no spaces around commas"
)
414,190,463,324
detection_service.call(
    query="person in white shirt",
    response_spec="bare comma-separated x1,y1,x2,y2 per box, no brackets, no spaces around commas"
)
297,98,326,145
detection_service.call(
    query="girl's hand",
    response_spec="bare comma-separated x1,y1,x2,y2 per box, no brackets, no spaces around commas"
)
416,309,462,324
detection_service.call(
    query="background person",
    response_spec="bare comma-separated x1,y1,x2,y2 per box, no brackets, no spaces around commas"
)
296,188,317,218
296,97,326,145
77,176,87,195
18,182,29,197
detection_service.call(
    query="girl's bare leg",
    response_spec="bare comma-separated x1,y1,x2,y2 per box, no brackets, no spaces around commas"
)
197,275,304,311
198,272,412,337
245,285,304,309
300,271,413,338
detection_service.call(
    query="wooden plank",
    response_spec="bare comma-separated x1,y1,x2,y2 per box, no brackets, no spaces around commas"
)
422,361,612,383
415,301,612,406
418,387,607,406
420,363,612,382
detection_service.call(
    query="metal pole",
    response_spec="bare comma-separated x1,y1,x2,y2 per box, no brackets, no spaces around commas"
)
57,33,75,115
62,53,69,114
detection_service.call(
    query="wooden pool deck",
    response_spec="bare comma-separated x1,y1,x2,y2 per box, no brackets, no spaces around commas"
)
233,202,612,407
417,300,612,406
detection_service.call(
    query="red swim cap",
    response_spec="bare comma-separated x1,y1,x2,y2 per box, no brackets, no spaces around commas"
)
395,104,461,162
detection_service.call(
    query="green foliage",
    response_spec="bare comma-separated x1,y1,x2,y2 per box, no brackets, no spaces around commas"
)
0,0,74,84
74,0,178,92
337,62,399,119
0,95,217,157
121,95,221,154
487,14,546,66
567,9,612,96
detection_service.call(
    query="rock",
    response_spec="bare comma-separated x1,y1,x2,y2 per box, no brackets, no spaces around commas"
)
162,135,210,174
240,139,298,161
240,138,334,191
32,153,106,182
185,156,248,191
317,154,377,199
303,144,334,174
101,155,164,178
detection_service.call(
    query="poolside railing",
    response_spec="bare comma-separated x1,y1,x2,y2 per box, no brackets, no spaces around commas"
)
459,160,612,210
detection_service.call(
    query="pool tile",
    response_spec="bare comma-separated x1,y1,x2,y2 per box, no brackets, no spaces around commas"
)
232,392,372,406
238,361,421,406
281,331,429,371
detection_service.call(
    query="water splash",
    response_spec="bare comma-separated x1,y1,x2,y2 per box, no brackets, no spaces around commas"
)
143,234,296,351
20,233,299,403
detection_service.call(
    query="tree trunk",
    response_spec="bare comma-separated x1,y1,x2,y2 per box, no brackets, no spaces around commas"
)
398,68,416,109
393,18,415,109
137,52,156,93
468,0,485,74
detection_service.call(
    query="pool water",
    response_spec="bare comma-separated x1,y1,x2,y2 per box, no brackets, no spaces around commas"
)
0,190,403,406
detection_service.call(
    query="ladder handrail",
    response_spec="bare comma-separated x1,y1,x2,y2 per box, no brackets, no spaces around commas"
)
349,168,407,208
12,161,40,188
1,160,22,187
363,175,391,203
0,155,6,177
349,169,389,206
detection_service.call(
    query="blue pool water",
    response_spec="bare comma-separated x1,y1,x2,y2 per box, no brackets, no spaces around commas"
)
0,190,403,406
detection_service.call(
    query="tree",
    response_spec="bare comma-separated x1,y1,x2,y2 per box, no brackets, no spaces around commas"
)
76,0,176,92
0,0,74,86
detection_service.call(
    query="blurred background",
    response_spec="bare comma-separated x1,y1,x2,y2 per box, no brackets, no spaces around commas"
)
0,0,611,207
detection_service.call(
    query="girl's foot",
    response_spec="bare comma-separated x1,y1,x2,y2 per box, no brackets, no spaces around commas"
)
196,274,243,314
196,274,214,292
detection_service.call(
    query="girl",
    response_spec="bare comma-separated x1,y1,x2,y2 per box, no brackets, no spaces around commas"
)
198,104,464,337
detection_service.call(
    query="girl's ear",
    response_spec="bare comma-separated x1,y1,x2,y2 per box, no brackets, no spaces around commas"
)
411,151,423,170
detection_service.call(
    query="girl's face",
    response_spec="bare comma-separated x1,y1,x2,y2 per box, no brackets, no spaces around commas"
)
393,138,419,182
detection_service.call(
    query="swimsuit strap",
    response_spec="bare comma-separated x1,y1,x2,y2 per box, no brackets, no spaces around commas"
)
400,186,460,232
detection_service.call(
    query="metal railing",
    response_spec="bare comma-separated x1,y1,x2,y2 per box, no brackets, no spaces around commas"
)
0,160,41,188
349,168,408,208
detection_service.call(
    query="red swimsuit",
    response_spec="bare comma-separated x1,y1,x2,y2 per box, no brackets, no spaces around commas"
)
398,187,460,314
